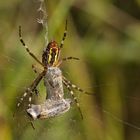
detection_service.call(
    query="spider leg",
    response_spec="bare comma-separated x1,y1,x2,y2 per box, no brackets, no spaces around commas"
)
29,121,35,130
16,70,46,109
16,87,35,109
59,20,67,48
28,90,33,108
32,64,38,74
31,65,46,96
19,26,44,67
62,57,80,61
56,56,79,67
32,64,42,74
63,79,83,119
19,88,39,106
30,70,46,91
62,76,93,95
16,88,30,107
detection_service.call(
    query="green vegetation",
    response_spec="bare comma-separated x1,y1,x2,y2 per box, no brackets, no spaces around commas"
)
0,0,140,140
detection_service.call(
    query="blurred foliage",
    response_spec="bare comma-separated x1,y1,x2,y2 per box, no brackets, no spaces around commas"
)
0,0,140,140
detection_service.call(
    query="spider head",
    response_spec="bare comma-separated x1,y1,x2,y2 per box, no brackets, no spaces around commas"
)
42,40,60,66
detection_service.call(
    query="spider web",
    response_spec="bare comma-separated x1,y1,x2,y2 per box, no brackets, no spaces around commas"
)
1,0,140,140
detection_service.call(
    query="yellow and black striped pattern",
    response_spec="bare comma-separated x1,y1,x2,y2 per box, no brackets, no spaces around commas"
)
42,41,60,66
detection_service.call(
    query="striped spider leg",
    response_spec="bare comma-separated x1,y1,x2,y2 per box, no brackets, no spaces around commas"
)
15,71,46,109
19,26,44,67
62,76,93,119
56,57,80,67
13,70,45,126
15,26,46,110
62,79,83,119
60,20,67,48
31,64,43,96
62,76,93,95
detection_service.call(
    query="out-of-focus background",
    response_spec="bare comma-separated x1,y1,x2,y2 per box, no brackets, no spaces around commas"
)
0,0,140,140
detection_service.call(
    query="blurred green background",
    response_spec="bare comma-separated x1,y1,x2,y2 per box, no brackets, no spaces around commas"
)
0,0,140,140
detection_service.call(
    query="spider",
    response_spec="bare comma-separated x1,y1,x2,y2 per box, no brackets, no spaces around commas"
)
16,20,92,119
